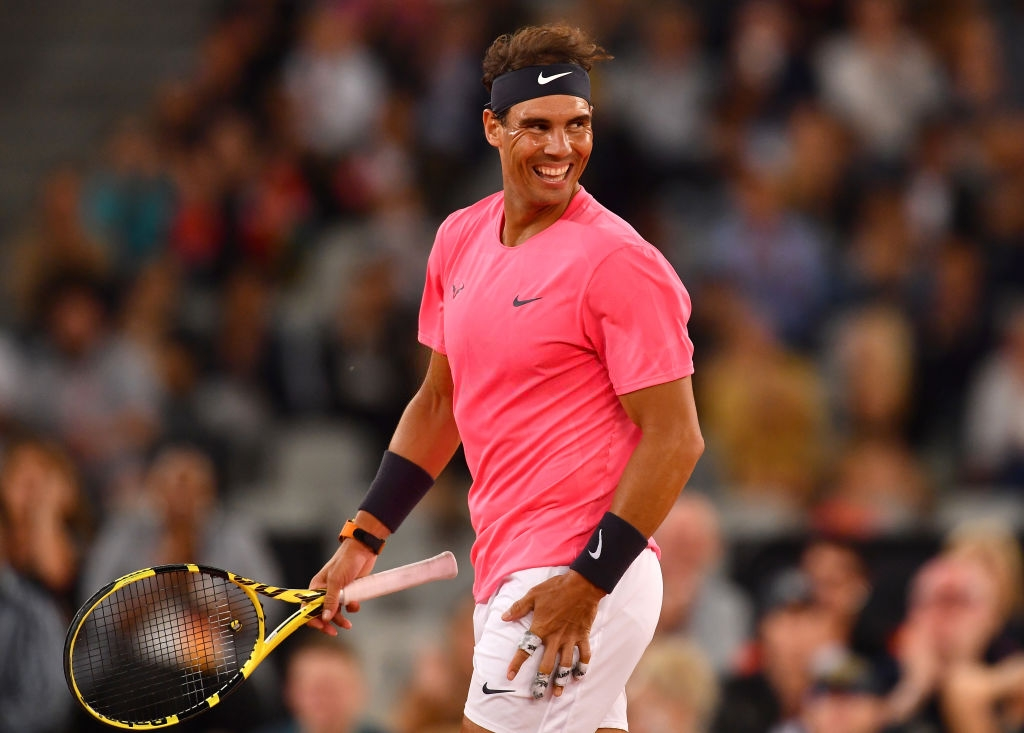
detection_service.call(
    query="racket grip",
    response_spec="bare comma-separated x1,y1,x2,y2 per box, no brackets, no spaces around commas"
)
340,551,459,604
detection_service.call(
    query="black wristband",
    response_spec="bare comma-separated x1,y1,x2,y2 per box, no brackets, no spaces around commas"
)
358,450,434,533
570,512,649,594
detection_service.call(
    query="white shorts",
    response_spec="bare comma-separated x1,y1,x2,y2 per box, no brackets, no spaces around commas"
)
464,549,662,733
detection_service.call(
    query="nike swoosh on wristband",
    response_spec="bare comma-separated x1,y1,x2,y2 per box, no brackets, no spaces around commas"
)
537,70,573,85
482,682,516,695
588,529,603,559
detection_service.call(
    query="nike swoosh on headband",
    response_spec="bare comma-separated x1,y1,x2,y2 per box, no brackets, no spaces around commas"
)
537,70,573,85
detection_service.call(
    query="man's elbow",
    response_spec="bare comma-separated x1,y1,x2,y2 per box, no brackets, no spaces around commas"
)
660,425,704,468
682,430,705,465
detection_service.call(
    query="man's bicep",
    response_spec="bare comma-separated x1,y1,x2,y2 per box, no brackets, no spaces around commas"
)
618,376,701,440
420,349,455,404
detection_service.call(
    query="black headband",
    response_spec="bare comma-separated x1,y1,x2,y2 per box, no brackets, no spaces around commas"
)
489,63,591,116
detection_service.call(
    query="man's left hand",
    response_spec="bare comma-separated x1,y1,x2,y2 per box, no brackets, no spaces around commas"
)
502,569,606,698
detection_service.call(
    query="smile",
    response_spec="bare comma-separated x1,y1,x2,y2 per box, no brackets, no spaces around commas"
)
534,163,571,182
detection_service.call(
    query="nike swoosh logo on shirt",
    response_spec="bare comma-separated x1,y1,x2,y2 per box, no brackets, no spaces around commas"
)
588,529,603,559
482,682,516,695
537,70,573,85
512,295,542,307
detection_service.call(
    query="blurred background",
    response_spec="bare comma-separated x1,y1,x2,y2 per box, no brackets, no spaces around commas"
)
1,0,1023,731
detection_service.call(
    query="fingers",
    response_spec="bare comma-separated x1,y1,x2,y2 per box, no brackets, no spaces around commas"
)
551,644,578,698
574,637,591,680
532,646,558,699
507,633,589,699
501,575,597,699
506,628,542,681
304,615,340,636
307,558,355,632
501,596,531,623
554,664,573,693
506,646,533,682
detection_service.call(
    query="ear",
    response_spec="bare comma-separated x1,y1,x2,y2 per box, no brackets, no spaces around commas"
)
483,109,503,149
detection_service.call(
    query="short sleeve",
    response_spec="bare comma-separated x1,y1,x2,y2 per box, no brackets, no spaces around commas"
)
582,245,694,394
417,226,447,354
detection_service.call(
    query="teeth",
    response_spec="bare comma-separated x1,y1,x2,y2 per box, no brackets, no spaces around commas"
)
536,165,569,179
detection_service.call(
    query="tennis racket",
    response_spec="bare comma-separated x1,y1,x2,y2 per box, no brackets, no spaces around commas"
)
64,551,458,729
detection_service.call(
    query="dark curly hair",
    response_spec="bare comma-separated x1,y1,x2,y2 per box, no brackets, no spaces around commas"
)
481,23,612,92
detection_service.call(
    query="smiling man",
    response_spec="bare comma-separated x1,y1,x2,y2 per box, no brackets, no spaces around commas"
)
309,23,704,733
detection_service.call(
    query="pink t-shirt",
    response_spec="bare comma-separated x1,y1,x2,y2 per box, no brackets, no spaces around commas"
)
419,187,694,601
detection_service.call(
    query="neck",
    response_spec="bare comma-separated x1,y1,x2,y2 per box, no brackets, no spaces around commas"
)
502,186,579,247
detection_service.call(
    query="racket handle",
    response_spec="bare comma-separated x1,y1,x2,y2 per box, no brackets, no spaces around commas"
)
340,551,459,604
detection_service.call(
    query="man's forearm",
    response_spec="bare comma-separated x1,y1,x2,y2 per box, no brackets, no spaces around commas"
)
608,422,704,537
388,384,462,479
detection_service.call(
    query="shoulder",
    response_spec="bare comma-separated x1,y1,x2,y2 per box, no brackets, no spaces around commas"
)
436,191,503,242
563,191,669,270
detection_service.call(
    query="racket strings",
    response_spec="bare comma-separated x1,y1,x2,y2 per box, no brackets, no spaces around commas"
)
69,569,260,724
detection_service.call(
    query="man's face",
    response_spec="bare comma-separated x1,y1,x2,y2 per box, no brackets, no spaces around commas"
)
484,94,593,213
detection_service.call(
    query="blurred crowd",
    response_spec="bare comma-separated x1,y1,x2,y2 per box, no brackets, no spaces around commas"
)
2,0,1024,731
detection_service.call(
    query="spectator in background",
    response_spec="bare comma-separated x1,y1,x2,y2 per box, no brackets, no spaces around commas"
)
944,519,1024,639
716,0,817,166
0,437,88,609
653,493,752,675
321,252,419,452
778,103,851,223
196,266,278,489
81,117,176,278
835,185,918,306
714,568,843,732
962,302,1024,486
699,286,829,513
798,537,902,683
782,648,888,733
706,158,829,350
0,520,70,733
79,443,281,597
908,239,993,466
284,4,388,160
813,436,930,537
800,539,873,649
627,637,720,733
944,9,1010,120
4,166,109,324
883,548,1021,730
978,116,1024,301
118,258,183,380
605,2,715,184
412,5,491,217
19,269,160,511
256,632,390,733
816,0,945,159
826,303,915,440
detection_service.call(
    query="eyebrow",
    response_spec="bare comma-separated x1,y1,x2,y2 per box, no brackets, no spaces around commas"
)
516,113,592,127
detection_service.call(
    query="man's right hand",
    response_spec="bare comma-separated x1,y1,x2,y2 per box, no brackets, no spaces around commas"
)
306,539,378,635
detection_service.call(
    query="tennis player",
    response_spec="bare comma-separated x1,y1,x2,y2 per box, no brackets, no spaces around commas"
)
310,23,704,733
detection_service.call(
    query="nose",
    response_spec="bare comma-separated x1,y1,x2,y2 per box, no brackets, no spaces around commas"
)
543,126,572,156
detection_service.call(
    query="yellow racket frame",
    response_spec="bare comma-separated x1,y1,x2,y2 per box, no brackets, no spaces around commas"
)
64,563,326,730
